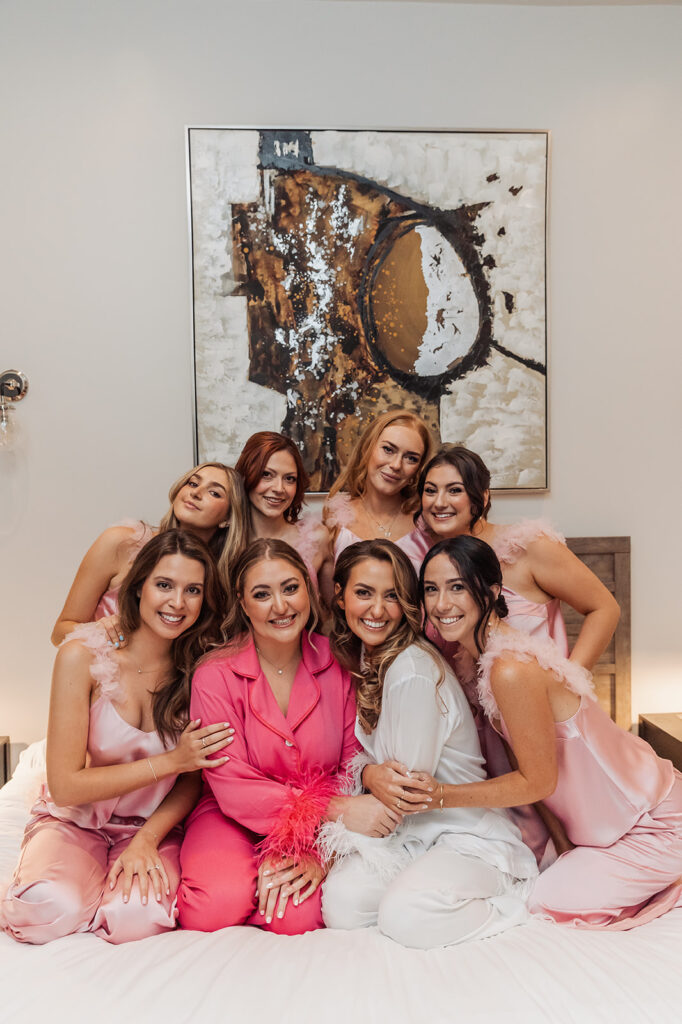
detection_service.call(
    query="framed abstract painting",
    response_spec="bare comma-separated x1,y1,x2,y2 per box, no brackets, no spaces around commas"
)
188,127,549,491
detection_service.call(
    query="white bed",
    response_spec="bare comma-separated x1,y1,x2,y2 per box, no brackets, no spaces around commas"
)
1,743,681,1024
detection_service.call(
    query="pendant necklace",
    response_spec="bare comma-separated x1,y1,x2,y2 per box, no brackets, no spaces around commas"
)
256,648,299,676
360,496,400,539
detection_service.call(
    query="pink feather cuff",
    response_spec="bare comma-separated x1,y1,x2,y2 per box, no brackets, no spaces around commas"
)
257,773,340,868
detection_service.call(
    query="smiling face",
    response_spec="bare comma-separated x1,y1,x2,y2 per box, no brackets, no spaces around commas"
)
421,464,476,538
365,424,425,498
421,552,483,655
248,450,298,521
173,466,231,533
138,553,205,640
337,557,404,650
240,557,310,648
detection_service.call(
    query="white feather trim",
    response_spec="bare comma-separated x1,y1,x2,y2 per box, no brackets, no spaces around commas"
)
317,820,411,883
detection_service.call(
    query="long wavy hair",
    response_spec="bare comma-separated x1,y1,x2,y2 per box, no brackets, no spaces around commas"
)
158,462,250,593
330,539,442,733
235,432,309,525
216,538,322,655
118,529,224,744
417,445,492,530
420,536,508,655
327,410,434,516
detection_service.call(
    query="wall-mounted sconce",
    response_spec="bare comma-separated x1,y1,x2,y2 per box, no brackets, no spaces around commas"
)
0,370,29,449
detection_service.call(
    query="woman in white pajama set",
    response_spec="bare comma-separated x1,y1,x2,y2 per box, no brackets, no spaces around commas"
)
320,539,537,949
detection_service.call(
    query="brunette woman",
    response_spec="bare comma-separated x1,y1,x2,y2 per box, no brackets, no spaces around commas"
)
52,462,249,646
321,539,536,948
235,432,330,591
177,539,398,936
418,536,682,930
1,530,232,944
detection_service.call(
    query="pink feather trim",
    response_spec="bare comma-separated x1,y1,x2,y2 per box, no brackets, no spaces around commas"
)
258,772,340,867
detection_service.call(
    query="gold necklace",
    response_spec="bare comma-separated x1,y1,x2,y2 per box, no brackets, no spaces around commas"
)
256,647,299,676
360,496,400,539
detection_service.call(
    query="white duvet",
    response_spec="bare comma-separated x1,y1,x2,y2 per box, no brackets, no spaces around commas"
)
1,742,681,1024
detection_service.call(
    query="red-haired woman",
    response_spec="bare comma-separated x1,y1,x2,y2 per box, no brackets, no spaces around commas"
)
235,432,330,592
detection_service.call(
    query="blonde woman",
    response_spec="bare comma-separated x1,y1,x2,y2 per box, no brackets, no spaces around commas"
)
321,539,536,949
321,410,434,602
52,463,249,647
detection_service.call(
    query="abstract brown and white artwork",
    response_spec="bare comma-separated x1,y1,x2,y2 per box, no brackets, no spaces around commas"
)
188,128,548,490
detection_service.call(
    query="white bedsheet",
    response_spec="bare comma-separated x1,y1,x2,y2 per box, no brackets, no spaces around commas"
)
1,743,681,1024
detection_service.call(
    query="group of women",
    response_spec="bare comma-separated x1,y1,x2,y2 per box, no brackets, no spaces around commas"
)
2,410,681,949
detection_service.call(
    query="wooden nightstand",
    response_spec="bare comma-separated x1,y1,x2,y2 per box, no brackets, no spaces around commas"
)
639,714,682,772
0,736,9,787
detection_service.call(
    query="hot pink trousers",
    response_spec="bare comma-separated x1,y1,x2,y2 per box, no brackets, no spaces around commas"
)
177,798,323,935
1,814,181,944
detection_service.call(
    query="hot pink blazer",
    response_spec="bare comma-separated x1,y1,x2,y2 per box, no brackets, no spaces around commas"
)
189,632,359,862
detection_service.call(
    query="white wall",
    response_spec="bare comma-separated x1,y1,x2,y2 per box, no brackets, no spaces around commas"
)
1,0,681,755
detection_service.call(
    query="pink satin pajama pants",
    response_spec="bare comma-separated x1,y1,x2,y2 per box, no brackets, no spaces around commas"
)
1,814,181,944
177,798,323,935
530,775,682,929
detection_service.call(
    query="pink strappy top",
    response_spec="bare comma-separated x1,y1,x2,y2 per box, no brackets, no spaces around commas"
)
34,623,177,829
327,493,431,574
293,515,322,590
94,519,156,620
490,519,569,655
478,628,675,847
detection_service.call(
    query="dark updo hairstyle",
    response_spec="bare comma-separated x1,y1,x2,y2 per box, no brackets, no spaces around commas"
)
419,536,508,654
417,445,492,529
118,529,224,744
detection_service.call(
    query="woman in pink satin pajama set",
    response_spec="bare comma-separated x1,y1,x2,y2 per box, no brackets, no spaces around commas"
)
420,536,682,930
1,531,230,944
178,538,360,935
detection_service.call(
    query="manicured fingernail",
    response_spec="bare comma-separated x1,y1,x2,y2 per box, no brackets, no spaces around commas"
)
426,797,432,802
277,911,283,919
293,897,298,906
123,895,128,903
263,870,272,876
266,882,273,889
157,894,161,902
107,641,113,647
260,909,264,916
119,634,124,641
143,897,147,905
266,916,272,924
114,642,120,649
223,722,230,727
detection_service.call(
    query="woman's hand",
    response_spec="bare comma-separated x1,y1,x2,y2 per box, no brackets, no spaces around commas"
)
97,613,125,648
336,793,404,837
363,760,434,813
256,856,327,923
107,829,169,905
169,719,234,774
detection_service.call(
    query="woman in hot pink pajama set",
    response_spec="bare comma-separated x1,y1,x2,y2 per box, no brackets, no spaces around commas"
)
177,538,360,936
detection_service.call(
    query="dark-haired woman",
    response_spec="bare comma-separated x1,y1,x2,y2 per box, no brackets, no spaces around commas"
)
321,539,536,948
419,536,682,929
236,432,330,591
1,531,232,944
418,445,620,667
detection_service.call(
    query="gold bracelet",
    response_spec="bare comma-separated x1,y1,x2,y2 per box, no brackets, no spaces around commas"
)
147,758,158,783
439,784,444,811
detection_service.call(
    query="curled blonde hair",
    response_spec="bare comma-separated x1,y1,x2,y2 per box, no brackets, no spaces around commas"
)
158,462,250,593
327,409,434,516
216,538,323,655
330,539,442,733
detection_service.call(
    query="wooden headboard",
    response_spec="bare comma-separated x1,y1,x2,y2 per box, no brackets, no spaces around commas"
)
563,537,631,729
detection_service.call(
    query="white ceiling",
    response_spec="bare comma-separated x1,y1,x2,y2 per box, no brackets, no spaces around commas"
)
310,1,681,7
